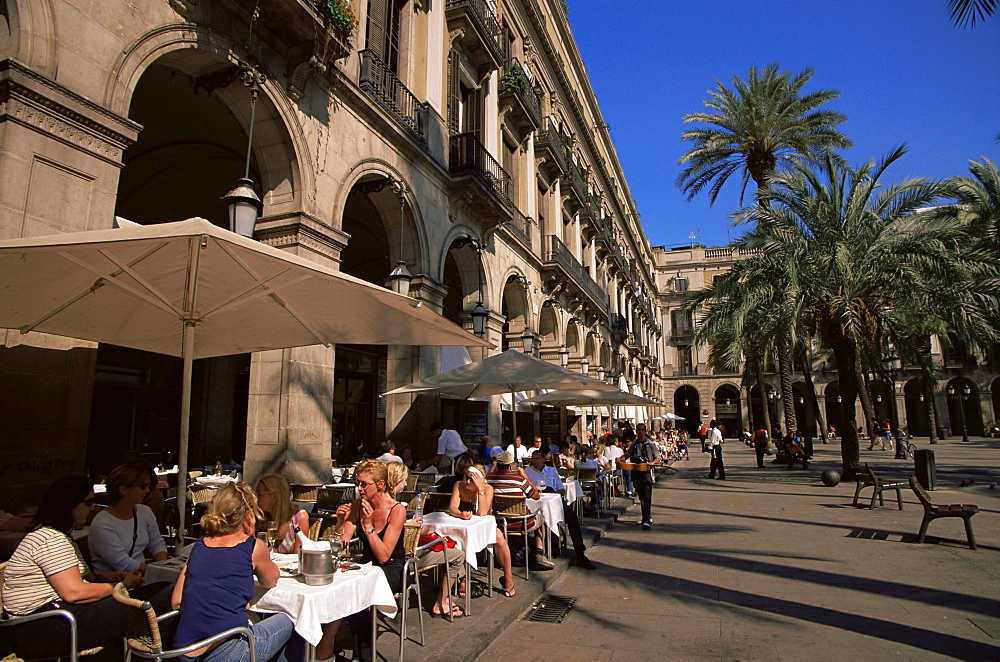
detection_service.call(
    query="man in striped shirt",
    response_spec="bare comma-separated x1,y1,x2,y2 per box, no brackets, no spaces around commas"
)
486,451,554,570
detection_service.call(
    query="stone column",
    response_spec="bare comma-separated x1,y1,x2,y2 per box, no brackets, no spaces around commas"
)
243,213,348,485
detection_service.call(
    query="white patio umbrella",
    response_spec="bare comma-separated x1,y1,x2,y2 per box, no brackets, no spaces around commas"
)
659,413,686,421
522,389,660,439
0,218,490,540
382,348,618,445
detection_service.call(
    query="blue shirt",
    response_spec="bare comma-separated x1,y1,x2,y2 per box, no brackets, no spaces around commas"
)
174,536,256,649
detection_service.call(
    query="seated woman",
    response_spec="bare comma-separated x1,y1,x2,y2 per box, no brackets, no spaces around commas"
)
88,462,172,612
449,455,515,597
171,482,297,661
255,474,310,554
1,475,144,660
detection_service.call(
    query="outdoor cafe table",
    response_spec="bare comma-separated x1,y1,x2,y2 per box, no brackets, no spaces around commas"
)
563,479,582,506
418,512,497,615
250,562,397,662
527,493,565,554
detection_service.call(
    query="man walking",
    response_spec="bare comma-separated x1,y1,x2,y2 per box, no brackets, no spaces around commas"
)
753,427,769,468
705,419,726,480
629,423,661,529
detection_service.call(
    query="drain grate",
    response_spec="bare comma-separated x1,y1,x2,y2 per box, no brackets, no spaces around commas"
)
524,594,578,623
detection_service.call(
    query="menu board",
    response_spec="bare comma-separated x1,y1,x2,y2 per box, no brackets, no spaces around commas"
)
541,408,561,436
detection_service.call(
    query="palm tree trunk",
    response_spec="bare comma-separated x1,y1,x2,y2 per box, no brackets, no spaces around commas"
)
800,346,827,444
777,335,797,433
857,354,876,440
754,358,773,435
929,383,942,443
831,337,861,478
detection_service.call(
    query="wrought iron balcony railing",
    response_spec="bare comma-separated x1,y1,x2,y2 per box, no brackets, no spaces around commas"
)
535,117,568,175
498,58,542,132
449,132,511,204
359,50,427,144
445,0,504,73
541,235,609,315
562,161,588,207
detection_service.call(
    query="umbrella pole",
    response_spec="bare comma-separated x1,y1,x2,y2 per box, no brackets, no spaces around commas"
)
175,322,194,549
510,389,517,451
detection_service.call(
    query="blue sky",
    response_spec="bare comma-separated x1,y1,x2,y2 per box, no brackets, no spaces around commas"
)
567,0,1000,249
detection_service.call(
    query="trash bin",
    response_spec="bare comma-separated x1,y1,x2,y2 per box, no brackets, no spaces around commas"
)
914,449,936,490
936,426,949,440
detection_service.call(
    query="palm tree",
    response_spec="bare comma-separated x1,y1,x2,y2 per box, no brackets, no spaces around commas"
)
676,63,852,205
732,146,996,476
946,157,1000,245
947,0,996,26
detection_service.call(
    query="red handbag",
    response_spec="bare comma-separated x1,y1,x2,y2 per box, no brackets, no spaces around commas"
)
418,533,458,551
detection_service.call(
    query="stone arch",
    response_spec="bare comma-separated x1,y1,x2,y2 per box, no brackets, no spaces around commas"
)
673,384,701,434
2,0,56,74
500,273,530,351
441,227,489,327
903,378,932,437
106,25,310,215
537,302,559,352
565,318,581,356
945,377,984,436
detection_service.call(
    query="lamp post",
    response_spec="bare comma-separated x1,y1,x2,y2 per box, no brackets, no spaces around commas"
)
767,389,781,433
596,366,605,382
559,345,569,367
947,383,971,444
580,357,590,376
883,350,906,459
520,328,535,355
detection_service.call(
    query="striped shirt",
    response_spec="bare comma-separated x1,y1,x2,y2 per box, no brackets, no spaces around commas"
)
2,527,89,615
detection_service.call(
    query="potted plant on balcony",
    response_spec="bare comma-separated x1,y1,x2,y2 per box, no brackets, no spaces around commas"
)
315,0,358,46
499,62,531,96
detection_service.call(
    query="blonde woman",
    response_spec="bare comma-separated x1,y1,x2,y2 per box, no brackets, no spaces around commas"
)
384,461,409,497
171,482,297,661
255,474,310,554
448,456,516,598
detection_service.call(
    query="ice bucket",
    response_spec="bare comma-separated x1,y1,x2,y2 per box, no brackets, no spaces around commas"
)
298,548,335,586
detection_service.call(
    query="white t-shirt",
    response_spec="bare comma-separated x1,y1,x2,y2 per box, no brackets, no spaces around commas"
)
376,453,404,465
603,445,624,465
506,443,532,463
436,429,468,458
710,427,724,447
88,504,167,572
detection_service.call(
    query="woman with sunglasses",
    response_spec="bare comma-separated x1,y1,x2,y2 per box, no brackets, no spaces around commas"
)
1,475,144,659
88,463,169,576
448,455,516,598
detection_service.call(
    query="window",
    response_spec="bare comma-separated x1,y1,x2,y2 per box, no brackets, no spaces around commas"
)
673,277,687,293
676,346,694,376
671,310,693,337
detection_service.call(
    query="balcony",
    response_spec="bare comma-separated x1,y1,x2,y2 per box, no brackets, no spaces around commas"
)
541,235,609,318
505,208,532,248
251,0,351,99
671,327,694,342
610,313,628,343
498,59,542,134
449,132,513,220
535,117,568,179
359,50,427,145
562,162,588,211
445,0,504,78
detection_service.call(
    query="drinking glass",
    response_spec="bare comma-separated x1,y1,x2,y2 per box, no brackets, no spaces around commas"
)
256,531,273,554
266,520,279,550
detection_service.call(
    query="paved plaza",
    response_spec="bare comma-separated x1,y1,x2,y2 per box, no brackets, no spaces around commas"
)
397,437,1000,661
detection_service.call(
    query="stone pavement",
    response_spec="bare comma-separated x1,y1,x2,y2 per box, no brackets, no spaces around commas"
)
375,437,1000,661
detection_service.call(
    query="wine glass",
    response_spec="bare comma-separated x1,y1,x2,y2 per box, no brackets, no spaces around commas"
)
266,520,279,551
256,531,273,554
327,537,344,567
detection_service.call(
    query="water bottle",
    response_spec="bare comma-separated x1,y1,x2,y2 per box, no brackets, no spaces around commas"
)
214,458,222,476
413,492,425,520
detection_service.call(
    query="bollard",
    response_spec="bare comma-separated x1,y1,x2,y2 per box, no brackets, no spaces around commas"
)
914,449,936,490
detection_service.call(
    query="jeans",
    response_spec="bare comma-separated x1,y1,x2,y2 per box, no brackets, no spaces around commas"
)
183,613,296,662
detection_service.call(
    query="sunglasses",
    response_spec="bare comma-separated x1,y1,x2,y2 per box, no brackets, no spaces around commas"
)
357,480,376,489
464,475,476,481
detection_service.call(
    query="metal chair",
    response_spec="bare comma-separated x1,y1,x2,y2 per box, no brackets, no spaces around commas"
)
0,562,103,662
491,495,540,579
111,583,256,662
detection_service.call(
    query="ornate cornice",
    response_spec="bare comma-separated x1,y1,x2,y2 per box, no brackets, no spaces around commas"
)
0,58,142,167
253,211,348,265
0,59,141,167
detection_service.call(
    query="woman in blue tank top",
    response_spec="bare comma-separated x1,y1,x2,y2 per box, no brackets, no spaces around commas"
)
171,482,296,661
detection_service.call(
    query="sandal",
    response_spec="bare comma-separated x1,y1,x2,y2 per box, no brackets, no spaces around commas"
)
432,603,465,618
499,576,516,598
457,580,466,599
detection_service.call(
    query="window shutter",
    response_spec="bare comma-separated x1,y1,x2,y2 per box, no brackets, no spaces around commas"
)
366,0,389,61
447,50,460,135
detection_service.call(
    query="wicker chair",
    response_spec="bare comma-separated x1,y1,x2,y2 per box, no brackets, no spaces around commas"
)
491,495,539,579
290,484,322,502
111,583,256,661
0,563,103,662
387,521,463,661
306,514,338,541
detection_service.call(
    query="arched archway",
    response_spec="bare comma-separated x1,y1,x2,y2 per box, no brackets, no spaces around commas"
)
713,384,741,438
903,379,932,437
824,381,842,435
945,378,983,437
674,385,700,434
501,276,530,352
538,302,559,355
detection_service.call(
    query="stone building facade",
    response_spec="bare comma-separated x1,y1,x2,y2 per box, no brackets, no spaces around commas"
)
654,244,1000,440
0,0,665,508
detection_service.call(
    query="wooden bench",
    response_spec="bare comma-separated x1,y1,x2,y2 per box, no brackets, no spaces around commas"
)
909,476,979,550
852,463,905,510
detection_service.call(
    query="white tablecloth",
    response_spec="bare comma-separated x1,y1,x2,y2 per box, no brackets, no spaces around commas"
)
194,475,236,486
420,512,496,567
563,479,582,506
250,566,397,646
527,493,564,534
